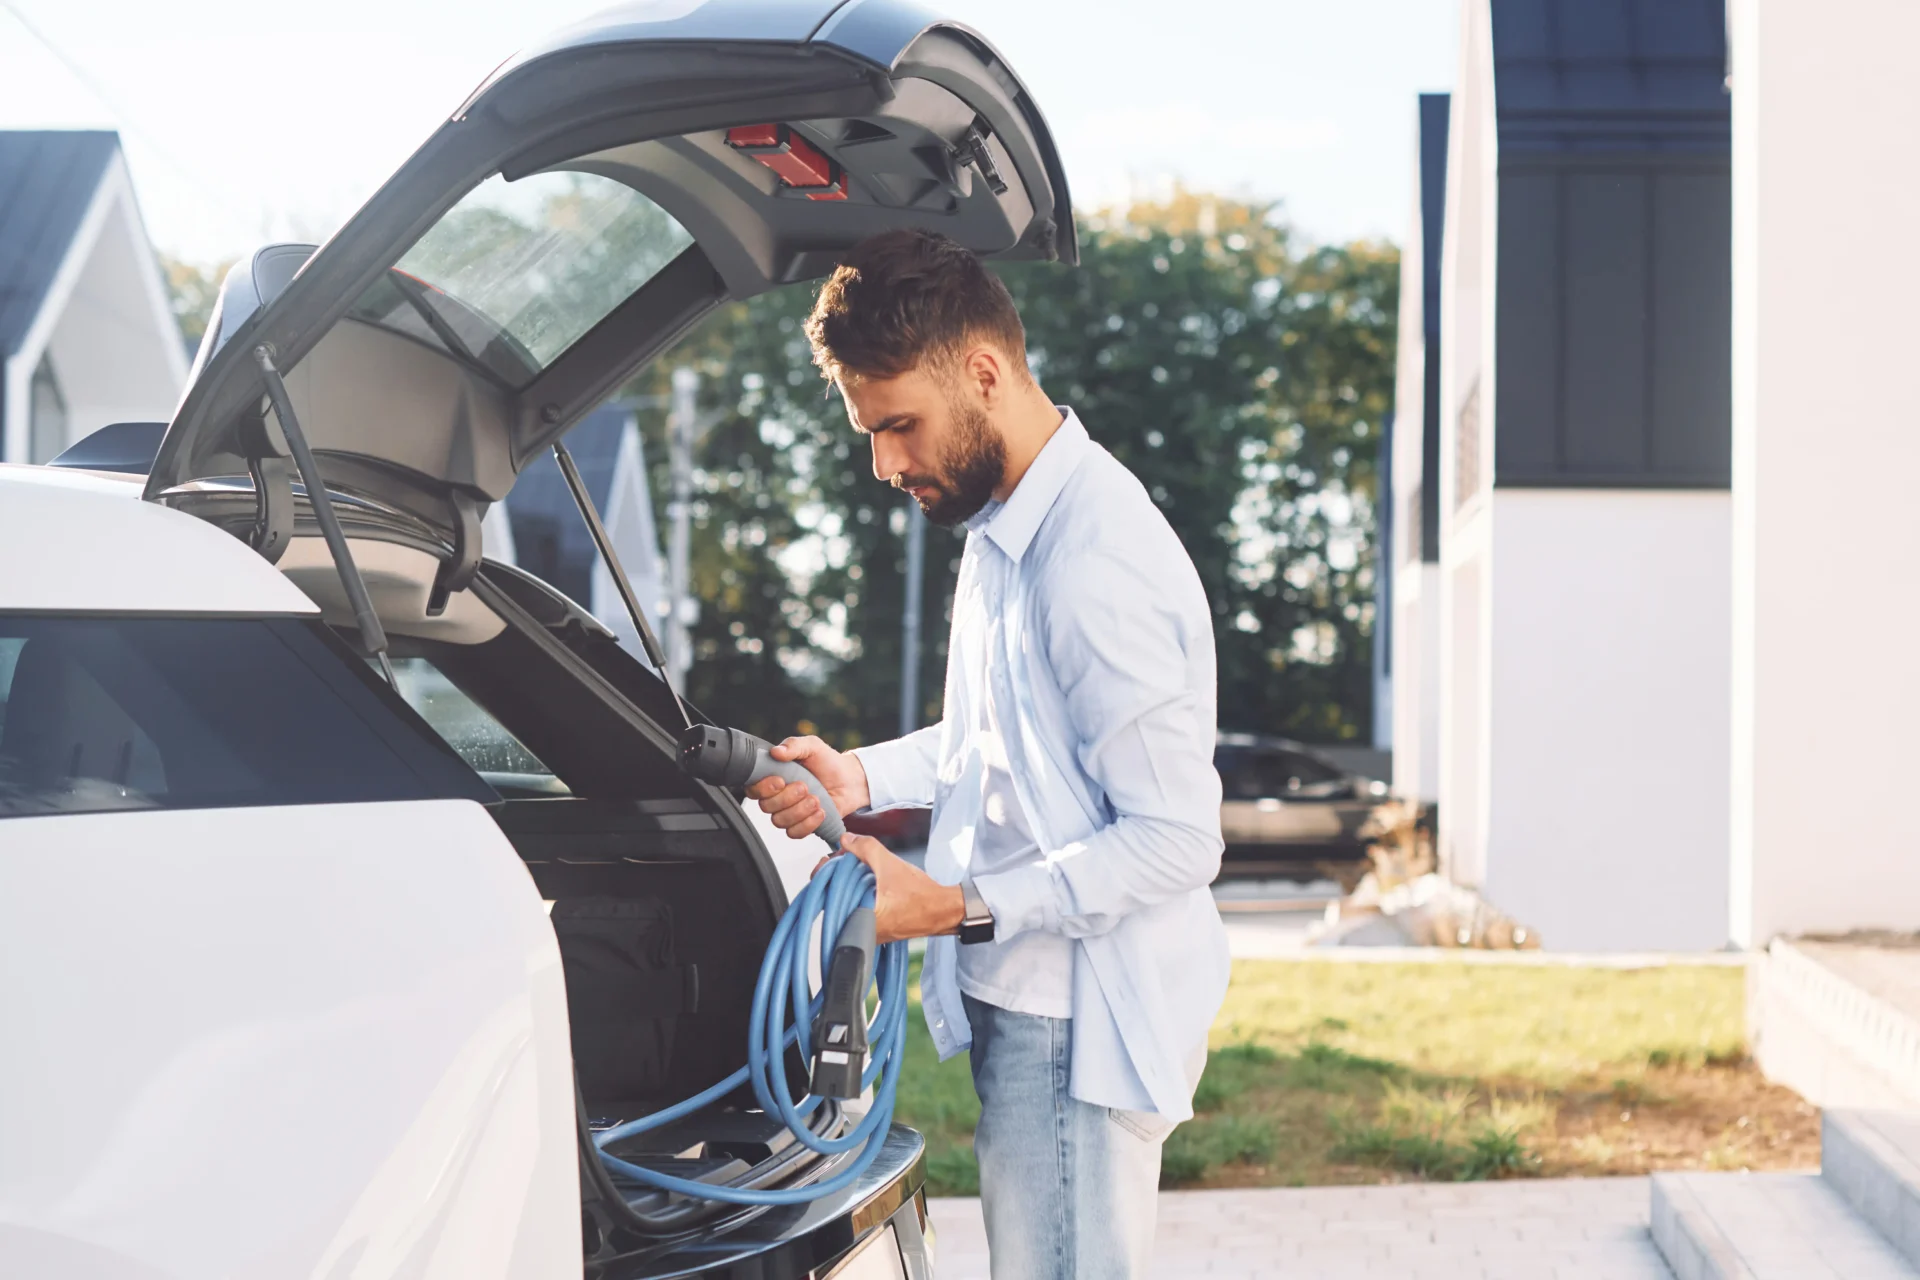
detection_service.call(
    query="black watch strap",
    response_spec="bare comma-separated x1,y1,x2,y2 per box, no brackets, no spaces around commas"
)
958,879,995,945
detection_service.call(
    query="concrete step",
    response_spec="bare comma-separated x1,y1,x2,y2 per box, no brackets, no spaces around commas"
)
1651,1171,1916,1280
1825,1110,1920,1270
1750,940,1920,1112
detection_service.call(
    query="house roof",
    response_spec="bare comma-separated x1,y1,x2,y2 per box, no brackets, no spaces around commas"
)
1418,94,1449,340
503,406,639,608
1490,0,1729,155
0,131,120,359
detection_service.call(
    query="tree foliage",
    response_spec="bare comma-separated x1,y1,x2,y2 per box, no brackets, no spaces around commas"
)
160,255,231,348
627,192,1397,748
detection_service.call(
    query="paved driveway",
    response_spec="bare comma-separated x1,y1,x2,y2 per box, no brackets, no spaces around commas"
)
929,1177,1672,1279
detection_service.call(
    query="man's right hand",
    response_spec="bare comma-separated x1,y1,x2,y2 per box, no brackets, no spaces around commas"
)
747,735,870,841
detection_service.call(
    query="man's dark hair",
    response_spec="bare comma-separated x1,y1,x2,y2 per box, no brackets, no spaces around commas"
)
804,228,1028,384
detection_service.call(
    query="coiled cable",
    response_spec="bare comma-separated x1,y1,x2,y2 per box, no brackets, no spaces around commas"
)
591,854,909,1206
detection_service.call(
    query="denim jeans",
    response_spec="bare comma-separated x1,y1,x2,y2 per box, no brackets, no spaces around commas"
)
963,994,1167,1279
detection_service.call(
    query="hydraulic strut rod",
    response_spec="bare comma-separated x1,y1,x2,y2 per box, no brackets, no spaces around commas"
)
252,345,396,687
551,439,693,730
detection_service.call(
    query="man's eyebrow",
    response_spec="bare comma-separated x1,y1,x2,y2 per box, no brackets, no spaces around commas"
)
860,415,914,436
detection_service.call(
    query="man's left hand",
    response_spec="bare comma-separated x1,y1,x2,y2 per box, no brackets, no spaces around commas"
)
831,835,966,944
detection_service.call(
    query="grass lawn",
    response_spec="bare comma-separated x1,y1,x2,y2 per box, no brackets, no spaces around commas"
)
892,957,1819,1195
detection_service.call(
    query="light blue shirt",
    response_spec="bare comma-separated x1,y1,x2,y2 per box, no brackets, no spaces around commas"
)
853,409,1229,1121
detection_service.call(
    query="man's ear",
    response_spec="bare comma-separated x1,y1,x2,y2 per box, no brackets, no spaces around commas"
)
963,344,1009,406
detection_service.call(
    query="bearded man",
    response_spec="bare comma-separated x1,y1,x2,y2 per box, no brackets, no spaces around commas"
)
748,227,1228,1280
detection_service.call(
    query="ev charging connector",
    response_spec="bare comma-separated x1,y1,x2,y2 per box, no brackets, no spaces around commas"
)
810,907,875,1099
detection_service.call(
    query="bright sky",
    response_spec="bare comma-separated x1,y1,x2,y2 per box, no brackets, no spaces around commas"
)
0,0,1457,267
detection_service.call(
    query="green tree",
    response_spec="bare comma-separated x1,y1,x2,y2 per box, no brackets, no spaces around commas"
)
159,255,232,348
628,192,1399,748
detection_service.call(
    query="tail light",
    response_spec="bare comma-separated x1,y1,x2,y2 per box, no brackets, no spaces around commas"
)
726,124,848,201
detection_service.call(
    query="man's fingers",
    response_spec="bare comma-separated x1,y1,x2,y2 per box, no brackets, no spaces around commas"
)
745,777,785,801
840,833,890,867
771,800,822,835
771,734,825,763
755,779,810,815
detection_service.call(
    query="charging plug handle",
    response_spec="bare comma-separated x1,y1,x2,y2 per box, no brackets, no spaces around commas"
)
809,907,875,1100
677,723,846,845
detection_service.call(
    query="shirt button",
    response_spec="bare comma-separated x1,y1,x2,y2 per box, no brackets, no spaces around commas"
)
935,1020,945,1029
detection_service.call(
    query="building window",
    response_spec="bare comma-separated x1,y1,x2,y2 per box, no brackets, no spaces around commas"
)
29,354,68,465
1454,379,1481,512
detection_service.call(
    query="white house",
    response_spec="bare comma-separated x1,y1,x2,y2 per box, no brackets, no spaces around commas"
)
1727,0,1920,945
0,131,186,464
1422,0,1735,951
1389,93,1450,806
497,404,668,661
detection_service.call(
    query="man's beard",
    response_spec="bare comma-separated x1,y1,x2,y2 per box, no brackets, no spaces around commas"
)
896,397,1006,528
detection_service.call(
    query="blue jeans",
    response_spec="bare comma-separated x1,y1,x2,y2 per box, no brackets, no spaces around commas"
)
963,994,1166,1279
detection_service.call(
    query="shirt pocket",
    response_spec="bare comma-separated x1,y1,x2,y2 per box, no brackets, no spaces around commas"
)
1107,1106,1174,1145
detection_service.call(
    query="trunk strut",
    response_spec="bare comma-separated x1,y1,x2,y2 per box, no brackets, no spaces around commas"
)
551,439,694,731
252,345,397,687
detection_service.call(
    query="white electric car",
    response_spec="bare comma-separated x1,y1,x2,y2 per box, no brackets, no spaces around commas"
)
0,2,1074,1276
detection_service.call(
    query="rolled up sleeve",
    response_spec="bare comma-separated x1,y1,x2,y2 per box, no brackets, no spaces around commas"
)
850,723,943,811
972,547,1222,940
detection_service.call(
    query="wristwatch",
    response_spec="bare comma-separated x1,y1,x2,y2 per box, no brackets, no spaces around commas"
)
958,879,995,945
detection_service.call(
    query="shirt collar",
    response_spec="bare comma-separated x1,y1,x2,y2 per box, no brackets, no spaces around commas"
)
967,407,1090,564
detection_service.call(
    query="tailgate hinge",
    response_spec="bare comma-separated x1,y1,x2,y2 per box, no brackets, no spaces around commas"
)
427,491,483,616
239,408,294,564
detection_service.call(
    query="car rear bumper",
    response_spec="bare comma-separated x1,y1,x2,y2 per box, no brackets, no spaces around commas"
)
595,1125,931,1279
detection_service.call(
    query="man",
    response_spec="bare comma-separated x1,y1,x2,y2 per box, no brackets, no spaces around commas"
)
749,228,1228,1279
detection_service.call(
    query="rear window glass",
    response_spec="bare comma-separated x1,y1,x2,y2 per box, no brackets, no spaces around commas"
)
388,656,570,797
0,616,494,818
363,170,694,385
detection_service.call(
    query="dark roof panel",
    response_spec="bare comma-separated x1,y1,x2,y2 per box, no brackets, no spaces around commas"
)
0,131,120,357
1419,94,1450,340
1490,0,1729,155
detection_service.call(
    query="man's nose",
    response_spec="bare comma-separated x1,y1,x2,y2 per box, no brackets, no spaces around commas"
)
870,433,904,483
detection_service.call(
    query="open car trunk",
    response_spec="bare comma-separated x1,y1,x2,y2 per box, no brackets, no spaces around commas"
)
145,0,1073,575
369,562,922,1275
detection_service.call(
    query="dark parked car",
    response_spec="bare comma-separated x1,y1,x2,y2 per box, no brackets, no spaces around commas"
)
1214,734,1388,887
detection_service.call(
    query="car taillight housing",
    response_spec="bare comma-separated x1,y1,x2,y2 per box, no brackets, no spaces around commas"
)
725,124,848,201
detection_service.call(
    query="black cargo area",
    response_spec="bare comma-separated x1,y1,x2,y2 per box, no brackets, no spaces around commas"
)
493,797,782,1119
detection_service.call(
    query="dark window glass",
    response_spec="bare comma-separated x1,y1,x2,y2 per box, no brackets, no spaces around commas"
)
0,616,494,818
1214,747,1345,800
1277,751,1344,789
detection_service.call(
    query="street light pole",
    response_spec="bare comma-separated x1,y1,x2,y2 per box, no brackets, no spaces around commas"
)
667,367,699,686
899,498,925,738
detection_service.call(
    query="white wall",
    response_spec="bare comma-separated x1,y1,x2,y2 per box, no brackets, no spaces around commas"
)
1435,0,1497,882
1483,489,1733,952
1728,0,1920,945
1389,117,1442,803
1392,565,1443,802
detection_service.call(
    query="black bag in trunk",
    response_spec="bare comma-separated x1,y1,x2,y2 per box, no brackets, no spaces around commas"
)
551,897,698,1104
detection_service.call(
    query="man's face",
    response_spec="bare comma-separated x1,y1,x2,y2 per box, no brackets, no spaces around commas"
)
840,363,1006,527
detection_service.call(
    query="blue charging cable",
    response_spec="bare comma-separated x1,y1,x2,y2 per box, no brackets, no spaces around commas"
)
591,854,910,1205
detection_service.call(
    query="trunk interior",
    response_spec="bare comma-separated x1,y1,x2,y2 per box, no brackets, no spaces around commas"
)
351,560,836,1253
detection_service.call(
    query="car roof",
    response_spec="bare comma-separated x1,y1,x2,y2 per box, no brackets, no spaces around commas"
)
1215,732,1343,760
0,465,319,616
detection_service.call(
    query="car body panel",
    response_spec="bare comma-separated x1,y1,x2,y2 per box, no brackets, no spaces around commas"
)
0,800,578,1279
0,466,317,615
603,1128,928,1278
